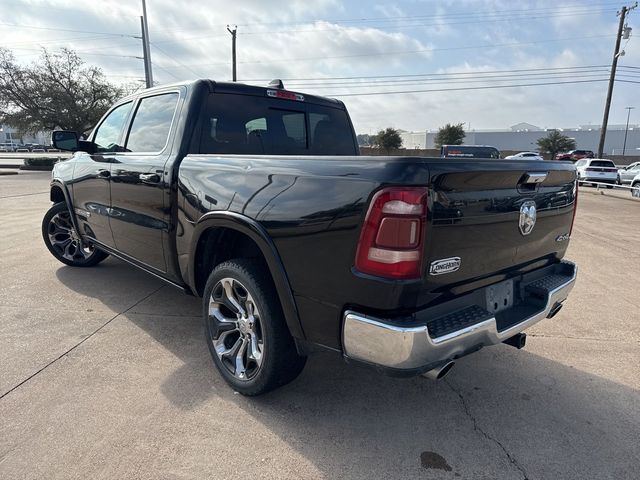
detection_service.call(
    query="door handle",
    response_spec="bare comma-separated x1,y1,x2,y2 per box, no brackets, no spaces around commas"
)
520,172,548,184
139,173,161,184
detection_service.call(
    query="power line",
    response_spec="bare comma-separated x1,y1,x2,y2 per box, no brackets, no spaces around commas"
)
0,22,136,37
148,2,620,34
150,43,203,78
149,6,618,44
325,78,612,97
240,65,614,82
154,34,615,69
274,72,640,91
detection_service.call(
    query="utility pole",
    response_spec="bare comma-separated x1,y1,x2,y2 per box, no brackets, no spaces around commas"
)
227,25,237,81
598,3,637,158
141,0,153,88
622,106,635,155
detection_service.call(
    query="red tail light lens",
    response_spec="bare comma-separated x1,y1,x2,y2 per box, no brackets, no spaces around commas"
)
355,187,428,279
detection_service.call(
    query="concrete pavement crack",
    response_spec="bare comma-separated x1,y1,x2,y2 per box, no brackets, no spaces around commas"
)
445,379,529,480
527,333,639,344
0,285,165,400
0,191,48,199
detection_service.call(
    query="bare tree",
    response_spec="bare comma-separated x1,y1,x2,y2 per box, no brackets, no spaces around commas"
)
0,48,132,135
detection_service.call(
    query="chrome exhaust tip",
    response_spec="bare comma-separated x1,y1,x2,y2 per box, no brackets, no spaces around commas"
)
422,361,455,381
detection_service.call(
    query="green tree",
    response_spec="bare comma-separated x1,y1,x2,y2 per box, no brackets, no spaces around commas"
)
373,127,403,151
536,130,576,160
434,123,465,148
0,48,129,135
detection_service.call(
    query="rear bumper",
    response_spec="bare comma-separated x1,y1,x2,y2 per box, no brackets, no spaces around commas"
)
342,261,577,374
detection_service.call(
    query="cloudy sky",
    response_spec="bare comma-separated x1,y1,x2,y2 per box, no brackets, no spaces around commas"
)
1,0,639,134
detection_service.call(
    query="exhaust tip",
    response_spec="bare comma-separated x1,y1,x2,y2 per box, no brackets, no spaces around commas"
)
423,361,455,381
547,302,563,319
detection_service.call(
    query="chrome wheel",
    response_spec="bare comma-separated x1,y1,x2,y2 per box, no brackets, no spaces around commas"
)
633,184,640,198
47,211,94,262
207,277,264,381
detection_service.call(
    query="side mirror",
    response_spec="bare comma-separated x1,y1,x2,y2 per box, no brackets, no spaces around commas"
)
52,130,79,152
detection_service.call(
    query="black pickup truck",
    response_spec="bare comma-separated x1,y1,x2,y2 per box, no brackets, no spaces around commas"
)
44,80,578,395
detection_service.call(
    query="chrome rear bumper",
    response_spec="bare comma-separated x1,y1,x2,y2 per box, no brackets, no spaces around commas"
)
342,261,577,372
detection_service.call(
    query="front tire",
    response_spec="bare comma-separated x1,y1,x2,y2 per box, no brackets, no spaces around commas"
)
42,202,108,267
203,259,306,396
632,183,640,198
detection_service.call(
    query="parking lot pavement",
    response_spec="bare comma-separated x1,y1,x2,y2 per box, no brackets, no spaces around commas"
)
1,172,638,480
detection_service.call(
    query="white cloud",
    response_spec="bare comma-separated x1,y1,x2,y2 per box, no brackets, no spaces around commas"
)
1,0,638,132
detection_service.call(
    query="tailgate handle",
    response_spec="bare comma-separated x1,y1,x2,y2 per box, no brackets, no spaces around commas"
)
520,172,548,184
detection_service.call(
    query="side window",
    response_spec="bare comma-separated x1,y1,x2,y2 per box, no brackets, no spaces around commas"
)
126,93,179,153
93,102,133,153
575,160,586,167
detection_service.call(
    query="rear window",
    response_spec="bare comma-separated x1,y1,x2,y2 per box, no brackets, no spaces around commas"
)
199,93,356,155
590,160,616,168
442,146,500,159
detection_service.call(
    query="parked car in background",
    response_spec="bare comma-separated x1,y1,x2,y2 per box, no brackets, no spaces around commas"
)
631,173,640,198
440,145,501,159
617,162,640,184
575,159,618,187
505,151,544,161
555,150,595,161
0,142,20,152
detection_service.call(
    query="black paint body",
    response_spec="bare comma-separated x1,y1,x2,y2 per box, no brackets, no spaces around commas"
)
51,80,577,353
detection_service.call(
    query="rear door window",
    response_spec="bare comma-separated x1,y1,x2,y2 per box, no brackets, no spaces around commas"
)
125,92,179,153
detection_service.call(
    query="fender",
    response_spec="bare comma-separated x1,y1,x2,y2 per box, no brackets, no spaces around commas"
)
189,211,306,341
50,179,83,237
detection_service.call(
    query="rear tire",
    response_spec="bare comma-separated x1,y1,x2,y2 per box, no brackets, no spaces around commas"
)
203,258,306,396
42,202,108,267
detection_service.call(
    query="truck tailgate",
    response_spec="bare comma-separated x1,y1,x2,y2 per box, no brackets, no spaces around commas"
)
424,160,577,294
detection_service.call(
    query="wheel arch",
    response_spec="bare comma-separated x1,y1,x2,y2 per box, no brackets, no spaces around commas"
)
189,212,305,340
49,179,82,234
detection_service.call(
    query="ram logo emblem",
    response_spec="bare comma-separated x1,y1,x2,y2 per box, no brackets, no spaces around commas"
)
519,201,537,236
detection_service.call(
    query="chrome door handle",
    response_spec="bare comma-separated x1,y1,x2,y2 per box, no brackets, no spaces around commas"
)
139,173,161,184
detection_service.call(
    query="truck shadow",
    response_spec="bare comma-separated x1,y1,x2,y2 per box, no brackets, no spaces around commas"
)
56,259,639,479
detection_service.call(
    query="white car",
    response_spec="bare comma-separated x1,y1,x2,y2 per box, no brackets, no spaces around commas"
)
575,158,618,188
505,151,544,161
617,162,640,184
631,172,640,198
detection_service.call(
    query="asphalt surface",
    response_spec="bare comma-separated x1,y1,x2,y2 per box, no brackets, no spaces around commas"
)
1,172,638,480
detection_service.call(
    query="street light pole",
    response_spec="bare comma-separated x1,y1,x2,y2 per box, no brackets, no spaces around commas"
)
227,25,237,81
622,106,635,156
141,0,153,88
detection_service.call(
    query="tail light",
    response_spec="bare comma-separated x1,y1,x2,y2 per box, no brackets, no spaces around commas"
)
355,187,428,279
570,179,578,236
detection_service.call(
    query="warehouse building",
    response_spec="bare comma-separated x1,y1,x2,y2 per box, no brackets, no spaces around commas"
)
400,123,640,155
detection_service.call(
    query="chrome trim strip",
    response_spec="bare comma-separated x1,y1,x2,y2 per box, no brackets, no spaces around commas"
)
342,261,577,370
